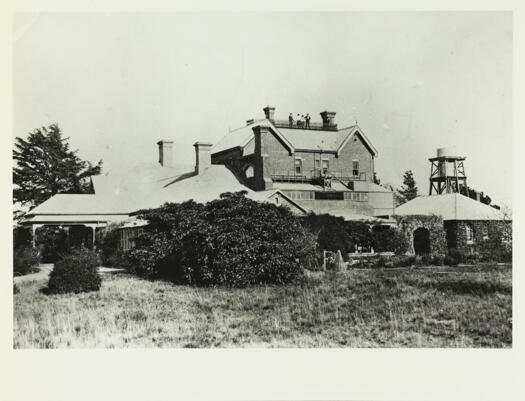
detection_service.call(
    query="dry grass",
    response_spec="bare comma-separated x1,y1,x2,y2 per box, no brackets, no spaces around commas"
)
13,264,512,348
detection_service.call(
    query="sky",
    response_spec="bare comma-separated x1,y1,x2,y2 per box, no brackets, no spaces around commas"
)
12,12,512,207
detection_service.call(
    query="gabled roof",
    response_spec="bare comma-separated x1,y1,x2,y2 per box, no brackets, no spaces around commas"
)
211,121,377,157
394,193,508,221
247,189,307,214
211,120,265,155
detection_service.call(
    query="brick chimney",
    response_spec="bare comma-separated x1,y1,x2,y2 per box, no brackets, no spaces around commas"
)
194,142,213,174
320,111,336,129
157,140,174,167
263,105,275,122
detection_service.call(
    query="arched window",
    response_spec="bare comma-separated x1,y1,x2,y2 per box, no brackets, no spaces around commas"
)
465,224,474,243
244,165,254,178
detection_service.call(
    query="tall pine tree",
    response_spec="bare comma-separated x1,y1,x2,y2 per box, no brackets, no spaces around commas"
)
398,170,418,204
13,124,102,214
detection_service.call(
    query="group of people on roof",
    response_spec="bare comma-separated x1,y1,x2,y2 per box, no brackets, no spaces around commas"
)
289,113,311,129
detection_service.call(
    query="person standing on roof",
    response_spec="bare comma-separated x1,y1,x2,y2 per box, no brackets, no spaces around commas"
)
289,113,294,128
296,114,303,128
305,113,311,129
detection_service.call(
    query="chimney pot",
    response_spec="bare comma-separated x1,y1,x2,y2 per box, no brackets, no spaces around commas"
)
263,105,275,122
193,141,213,174
320,111,337,128
157,140,174,167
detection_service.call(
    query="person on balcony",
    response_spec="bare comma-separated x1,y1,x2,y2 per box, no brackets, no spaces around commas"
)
289,113,294,127
296,114,303,128
305,113,311,129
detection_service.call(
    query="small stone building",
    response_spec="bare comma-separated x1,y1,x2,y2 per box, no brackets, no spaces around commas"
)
395,193,511,256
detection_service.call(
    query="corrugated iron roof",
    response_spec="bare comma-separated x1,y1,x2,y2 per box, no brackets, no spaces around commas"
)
394,193,508,221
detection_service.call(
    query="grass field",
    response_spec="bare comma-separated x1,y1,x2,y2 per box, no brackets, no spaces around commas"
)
13,263,512,348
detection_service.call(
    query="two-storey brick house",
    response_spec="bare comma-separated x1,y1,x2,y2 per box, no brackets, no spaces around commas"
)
211,106,395,220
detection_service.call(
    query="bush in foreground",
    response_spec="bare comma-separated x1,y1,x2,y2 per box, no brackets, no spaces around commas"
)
13,247,40,276
46,247,101,294
127,192,317,287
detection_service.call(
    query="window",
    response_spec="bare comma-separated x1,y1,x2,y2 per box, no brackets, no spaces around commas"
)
465,225,474,243
322,159,329,175
244,165,254,178
482,226,489,240
295,159,302,174
352,160,359,176
315,159,320,169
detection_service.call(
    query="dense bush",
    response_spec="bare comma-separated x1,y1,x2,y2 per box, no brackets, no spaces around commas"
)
35,226,68,263
301,214,408,256
371,226,409,254
13,247,40,276
301,214,356,255
13,226,32,250
126,192,317,287
444,248,467,266
46,247,101,294
98,223,132,267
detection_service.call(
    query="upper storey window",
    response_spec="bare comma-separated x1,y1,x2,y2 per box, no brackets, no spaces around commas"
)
295,158,302,175
244,165,254,178
322,159,329,175
352,160,359,177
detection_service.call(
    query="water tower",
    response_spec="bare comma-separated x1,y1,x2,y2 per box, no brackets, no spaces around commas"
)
428,146,469,195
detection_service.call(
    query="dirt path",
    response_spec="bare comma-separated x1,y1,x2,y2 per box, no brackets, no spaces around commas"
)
14,264,54,284
14,264,124,284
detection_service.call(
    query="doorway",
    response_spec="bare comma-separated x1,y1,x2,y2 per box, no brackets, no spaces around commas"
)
413,227,431,255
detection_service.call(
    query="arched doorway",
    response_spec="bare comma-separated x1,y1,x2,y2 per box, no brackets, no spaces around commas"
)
413,227,430,255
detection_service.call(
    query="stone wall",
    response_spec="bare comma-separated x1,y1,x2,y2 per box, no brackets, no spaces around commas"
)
444,220,512,256
395,215,448,256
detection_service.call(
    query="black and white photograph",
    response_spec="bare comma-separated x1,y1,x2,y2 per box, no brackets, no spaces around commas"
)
3,3,525,401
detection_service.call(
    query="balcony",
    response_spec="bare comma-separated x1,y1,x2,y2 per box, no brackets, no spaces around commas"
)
271,119,338,131
271,169,366,184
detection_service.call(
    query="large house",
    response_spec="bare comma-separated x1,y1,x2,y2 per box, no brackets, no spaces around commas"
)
211,106,395,221
21,105,395,248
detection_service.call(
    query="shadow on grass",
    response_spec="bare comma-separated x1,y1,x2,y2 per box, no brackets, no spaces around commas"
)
423,280,511,296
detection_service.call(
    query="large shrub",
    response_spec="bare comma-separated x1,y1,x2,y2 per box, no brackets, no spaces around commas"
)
35,226,68,263
46,247,101,294
126,192,317,287
13,247,40,276
301,214,372,255
13,226,32,250
370,226,409,254
99,223,128,267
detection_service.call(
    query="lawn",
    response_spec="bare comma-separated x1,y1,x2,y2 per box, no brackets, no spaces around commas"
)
13,263,512,348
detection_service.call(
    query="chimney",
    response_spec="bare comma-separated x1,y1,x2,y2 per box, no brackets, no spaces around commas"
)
320,111,336,129
194,142,213,174
157,140,174,167
263,105,275,122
